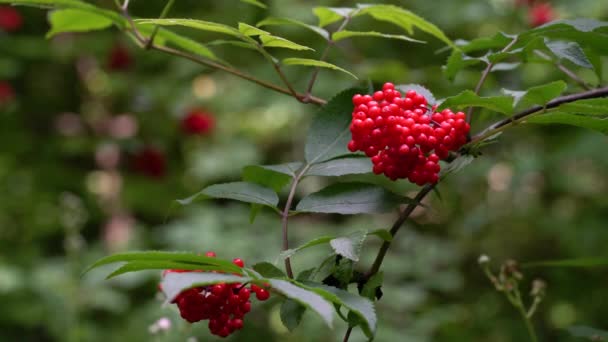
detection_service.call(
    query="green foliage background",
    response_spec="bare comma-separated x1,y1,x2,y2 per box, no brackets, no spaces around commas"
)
1,0,607,341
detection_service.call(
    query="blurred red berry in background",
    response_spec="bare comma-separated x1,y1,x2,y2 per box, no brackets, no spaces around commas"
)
0,81,15,105
529,3,556,27
181,109,215,135
0,6,22,32
132,146,166,179
107,44,133,71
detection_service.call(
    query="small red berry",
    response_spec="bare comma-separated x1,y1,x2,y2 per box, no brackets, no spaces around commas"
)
232,258,245,268
529,3,555,27
132,146,166,179
181,108,215,135
107,44,132,71
0,81,15,105
205,251,217,257
0,6,22,32
254,288,270,301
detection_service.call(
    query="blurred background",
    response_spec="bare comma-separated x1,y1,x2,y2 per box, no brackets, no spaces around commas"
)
1,0,607,341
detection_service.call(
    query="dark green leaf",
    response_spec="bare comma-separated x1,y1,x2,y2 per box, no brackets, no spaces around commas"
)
395,84,436,105
305,88,365,164
556,98,608,115
526,112,608,134
260,35,314,51
443,50,484,82
567,326,608,340
161,272,250,302
296,268,316,282
296,182,413,215
280,299,306,331
252,262,286,278
440,155,475,177
177,181,279,208
105,261,225,279
280,236,334,260
257,16,329,40
304,157,372,177
523,258,608,268
438,90,514,115
47,8,113,38
282,58,356,79
249,204,262,224
545,40,593,69
361,272,383,300
332,30,424,44
457,32,513,54
368,229,392,242
258,162,303,177
267,279,334,328
242,165,293,192
330,231,367,262
513,81,567,109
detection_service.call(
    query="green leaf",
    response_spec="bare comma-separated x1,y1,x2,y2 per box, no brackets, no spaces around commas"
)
514,81,567,109
566,326,608,340
83,251,242,275
252,262,286,278
395,84,436,105
557,98,608,115
46,9,113,38
526,112,608,134
242,165,293,192
357,4,453,47
305,88,365,164
545,40,593,69
443,50,484,81
161,272,250,303
0,0,126,27
135,18,242,38
267,279,334,328
257,162,303,177
304,282,377,338
257,16,329,40
438,90,514,115
280,236,334,260
137,25,222,62
369,229,392,242
177,181,279,208
332,30,424,44
361,272,383,300
238,22,269,36
296,182,413,215
105,261,226,279
313,7,355,27
240,0,266,9
457,32,513,54
523,257,608,268
520,19,608,55
280,299,306,331
259,35,314,51
296,268,316,282
282,58,354,78
304,157,372,177
330,230,367,262
205,39,258,50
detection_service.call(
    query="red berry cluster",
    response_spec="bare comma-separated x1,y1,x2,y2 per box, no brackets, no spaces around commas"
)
0,6,22,32
348,83,470,185
181,109,215,135
162,252,270,338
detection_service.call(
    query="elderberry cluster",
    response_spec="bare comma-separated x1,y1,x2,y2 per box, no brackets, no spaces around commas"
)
348,83,470,185
161,252,270,338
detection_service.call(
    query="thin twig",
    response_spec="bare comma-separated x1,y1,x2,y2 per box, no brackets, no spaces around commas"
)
281,165,311,278
343,327,353,342
466,37,519,122
146,0,177,49
533,50,592,90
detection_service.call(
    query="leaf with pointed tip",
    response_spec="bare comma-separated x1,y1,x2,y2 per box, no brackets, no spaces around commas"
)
330,231,367,262
280,299,306,331
305,88,366,164
0,0,126,27
545,40,593,69
206,39,258,50
238,22,269,36
242,165,293,192
332,30,424,43
526,112,608,135
253,262,286,278
443,50,484,81
240,0,266,8
177,182,279,208
438,90,513,115
135,24,222,62
516,81,567,109
557,98,608,115
267,279,334,328
395,84,436,105
282,58,356,78
305,157,372,177
135,18,242,38
457,32,513,54
47,8,113,38
313,7,356,27
260,35,314,51
161,272,250,303
296,182,414,215
279,236,334,260
257,17,329,40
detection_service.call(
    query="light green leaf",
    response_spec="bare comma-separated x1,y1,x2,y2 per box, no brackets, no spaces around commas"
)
369,229,392,242
332,30,424,43
438,90,514,115
313,7,355,27
457,32,513,54
238,22,269,36
280,236,334,260
240,0,266,9
268,279,334,328
305,87,366,164
252,262,286,278
177,181,279,208
304,157,371,177
205,39,258,50
296,182,414,215
257,16,329,40
47,9,113,37
260,35,314,51
137,25,222,62
135,18,242,38
280,299,306,331
330,230,367,262
0,0,126,27
283,58,356,78
443,50,484,81
161,272,250,303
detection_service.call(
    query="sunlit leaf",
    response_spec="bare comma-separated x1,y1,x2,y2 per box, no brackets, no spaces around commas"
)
46,8,113,37
260,35,314,51
257,16,329,40
332,30,424,43
283,58,356,79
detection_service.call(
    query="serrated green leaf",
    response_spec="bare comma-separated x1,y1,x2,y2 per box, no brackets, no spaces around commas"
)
304,282,377,338
357,4,453,47
283,58,355,78
520,19,608,55
280,299,306,331
242,165,293,192
313,7,355,27
259,35,313,51
238,22,269,36
332,30,424,44
443,50,484,81
0,0,126,27
526,112,608,134
523,257,608,268
333,258,354,286
361,272,383,300
438,90,513,115
515,81,567,109
280,236,334,260
330,231,367,262
305,88,366,164
304,157,371,177
457,32,513,54
240,0,266,9
369,229,392,242
83,251,242,275
296,182,414,215
395,84,436,105
161,272,250,303
268,279,334,328
545,40,593,69
257,16,329,40
252,262,286,278
566,325,608,340
106,261,226,279
135,18,242,38
258,162,303,177
177,181,279,208
46,9,113,38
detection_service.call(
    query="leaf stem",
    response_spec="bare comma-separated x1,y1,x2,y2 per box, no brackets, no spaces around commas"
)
281,165,311,278
466,36,518,123
145,0,176,49
513,287,539,342
533,50,592,90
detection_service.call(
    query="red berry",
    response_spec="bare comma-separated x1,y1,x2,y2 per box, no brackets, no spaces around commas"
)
254,288,270,301
232,258,245,268
132,146,166,179
529,3,555,27
181,109,215,135
205,251,217,257
107,44,132,71
0,81,15,105
0,6,22,32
